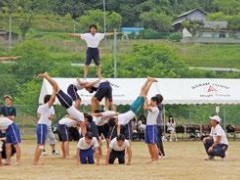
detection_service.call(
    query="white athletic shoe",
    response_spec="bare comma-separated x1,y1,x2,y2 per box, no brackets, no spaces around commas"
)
42,151,48,156
52,151,60,156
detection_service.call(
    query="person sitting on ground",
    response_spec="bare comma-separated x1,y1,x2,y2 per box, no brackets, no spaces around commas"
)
106,134,132,165
167,115,177,142
76,132,100,165
203,115,228,161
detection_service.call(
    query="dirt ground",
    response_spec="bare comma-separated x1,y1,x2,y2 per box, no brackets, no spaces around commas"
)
0,140,239,180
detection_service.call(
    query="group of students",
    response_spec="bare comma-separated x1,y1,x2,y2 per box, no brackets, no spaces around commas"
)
33,73,163,165
0,24,229,166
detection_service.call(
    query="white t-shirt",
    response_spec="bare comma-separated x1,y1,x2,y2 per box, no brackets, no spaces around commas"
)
0,117,13,130
80,33,105,48
109,138,130,151
210,124,228,145
77,137,99,150
59,117,77,127
91,79,107,88
146,107,159,125
93,111,118,126
37,104,55,126
67,106,84,122
118,110,136,125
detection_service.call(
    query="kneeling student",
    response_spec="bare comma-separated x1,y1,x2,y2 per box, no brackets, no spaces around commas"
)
203,115,228,160
106,134,132,165
76,132,100,165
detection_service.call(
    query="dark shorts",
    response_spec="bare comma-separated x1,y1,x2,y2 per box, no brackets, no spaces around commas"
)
94,82,112,102
36,124,48,145
67,84,81,101
145,125,159,144
85,48,100,66
6,123,21,145
97,124,109,138
58,124,69,142
57,90,73,109
109,150,125,164
80,148,95,164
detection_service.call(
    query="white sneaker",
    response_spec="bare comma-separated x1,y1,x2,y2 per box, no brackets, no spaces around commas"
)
42,151,48,156
52,151,60,156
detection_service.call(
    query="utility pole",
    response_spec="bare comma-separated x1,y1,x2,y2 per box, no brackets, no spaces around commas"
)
113,29,117,78
103,0,107,35
8,15,12,51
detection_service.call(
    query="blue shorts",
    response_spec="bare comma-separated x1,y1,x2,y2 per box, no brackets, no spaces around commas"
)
145,125,159,144
130,96,144,114
94,82,112,102
57,90,73,109
80,147,94,164
85,48,100,66
6,123,21,145
67,84,81,101
58,124,69,142
36,124,48,145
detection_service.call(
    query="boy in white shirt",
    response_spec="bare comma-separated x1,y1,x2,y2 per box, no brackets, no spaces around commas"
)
106,134,132,165
33,89,56,165
69,24,114,78
144,96,160,163
76,132,100,165
203,115,228,160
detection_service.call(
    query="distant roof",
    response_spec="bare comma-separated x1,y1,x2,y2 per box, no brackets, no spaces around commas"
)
177,9,207,19
204,21,228,29
122,27,144,32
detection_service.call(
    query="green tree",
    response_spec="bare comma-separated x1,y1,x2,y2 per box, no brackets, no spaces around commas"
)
12,40,53,83
140,11,172,32
79,9,122,32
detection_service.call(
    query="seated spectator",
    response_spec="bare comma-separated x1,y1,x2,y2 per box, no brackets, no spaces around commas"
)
167,115,177,141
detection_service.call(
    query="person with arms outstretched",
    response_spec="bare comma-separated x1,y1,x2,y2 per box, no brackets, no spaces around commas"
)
69,24,114,78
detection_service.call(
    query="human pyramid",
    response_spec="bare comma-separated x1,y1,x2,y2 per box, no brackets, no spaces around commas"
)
0,24,229,167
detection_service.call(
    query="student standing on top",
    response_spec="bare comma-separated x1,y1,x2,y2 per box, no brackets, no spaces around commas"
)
69,24,114,79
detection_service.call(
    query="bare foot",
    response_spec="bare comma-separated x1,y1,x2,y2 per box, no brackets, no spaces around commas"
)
38,72,48,78
147,76,158,82
32,162,44,166
146,160,155,164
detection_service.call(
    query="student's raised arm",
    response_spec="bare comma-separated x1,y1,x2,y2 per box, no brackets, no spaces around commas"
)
47,89,56,107
143,97,150,110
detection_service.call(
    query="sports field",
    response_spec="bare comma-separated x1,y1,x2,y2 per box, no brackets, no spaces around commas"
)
0,140,239,180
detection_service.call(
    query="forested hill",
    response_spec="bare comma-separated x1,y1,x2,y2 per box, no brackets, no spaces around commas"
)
1,0,240,28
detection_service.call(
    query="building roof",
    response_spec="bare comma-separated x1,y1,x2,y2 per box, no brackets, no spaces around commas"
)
204,21,228,29
176,9,207,19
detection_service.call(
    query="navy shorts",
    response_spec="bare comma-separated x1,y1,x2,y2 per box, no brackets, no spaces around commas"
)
80,147,95,164
97,123,109,138
85,48,100,66
36,124,48,145
6,123,21,145
94,82,112,102
57,90,73,109
58,124,69,142
145,125,159,144
67,84,81,101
